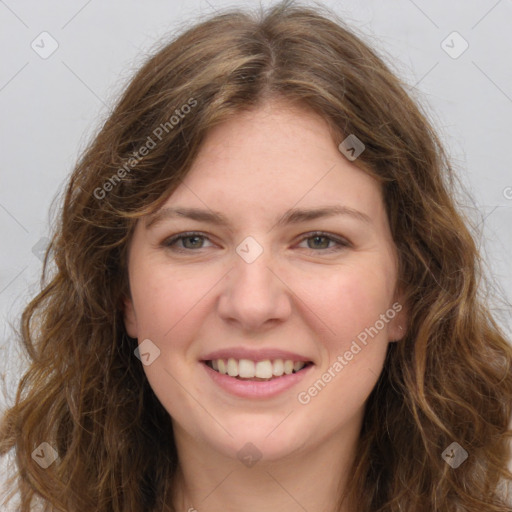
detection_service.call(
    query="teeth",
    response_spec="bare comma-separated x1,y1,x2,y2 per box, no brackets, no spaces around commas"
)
239,359,255,378
284,360,294,375
272,359,284,376
227,358,238,377
208,358,308,379
293,361,304,372
255,360,273,379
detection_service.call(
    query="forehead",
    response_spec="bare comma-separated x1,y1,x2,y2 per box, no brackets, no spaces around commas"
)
165,103,381,207
138,100,389,239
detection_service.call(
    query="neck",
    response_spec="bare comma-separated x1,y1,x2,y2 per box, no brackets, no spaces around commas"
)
169,424,359,512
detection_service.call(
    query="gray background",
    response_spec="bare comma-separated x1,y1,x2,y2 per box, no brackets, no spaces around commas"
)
1,0,511,504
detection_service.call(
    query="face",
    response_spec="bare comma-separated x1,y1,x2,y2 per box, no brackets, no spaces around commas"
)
123,100,406,465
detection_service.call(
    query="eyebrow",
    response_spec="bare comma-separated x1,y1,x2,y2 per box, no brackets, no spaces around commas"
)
145,204,372,230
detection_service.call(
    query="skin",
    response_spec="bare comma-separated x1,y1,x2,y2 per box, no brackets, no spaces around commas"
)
123,99,406,512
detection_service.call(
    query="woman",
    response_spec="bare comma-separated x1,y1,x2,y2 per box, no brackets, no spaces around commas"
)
1,1,511,510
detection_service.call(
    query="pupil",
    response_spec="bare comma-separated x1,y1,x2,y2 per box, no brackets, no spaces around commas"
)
310,236,327,249
185,236,202,248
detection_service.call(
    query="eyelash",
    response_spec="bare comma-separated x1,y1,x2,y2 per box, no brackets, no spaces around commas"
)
161,231,351,254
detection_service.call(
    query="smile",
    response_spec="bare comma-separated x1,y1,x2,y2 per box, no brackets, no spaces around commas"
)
205,358,312,381
201,357,314,399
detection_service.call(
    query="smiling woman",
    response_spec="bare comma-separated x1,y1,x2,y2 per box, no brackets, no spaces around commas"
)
1,1,512,511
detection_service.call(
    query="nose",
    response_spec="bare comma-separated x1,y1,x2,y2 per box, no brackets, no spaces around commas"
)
217,243,292,332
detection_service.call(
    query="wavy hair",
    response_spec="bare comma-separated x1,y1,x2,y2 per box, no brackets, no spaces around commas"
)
1,1,511,510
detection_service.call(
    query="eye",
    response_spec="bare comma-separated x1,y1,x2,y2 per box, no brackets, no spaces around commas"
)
161,232,213,252
160,231,351,254
296,232,351,253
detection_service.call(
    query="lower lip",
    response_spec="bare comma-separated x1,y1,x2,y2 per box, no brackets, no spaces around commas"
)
201,362,314,399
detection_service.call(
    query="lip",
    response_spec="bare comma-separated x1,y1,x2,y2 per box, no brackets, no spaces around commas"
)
201,347,312,363
201,361,314,399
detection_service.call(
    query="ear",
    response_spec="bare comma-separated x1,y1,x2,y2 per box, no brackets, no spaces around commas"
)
122,294,139,339
388,289,408,343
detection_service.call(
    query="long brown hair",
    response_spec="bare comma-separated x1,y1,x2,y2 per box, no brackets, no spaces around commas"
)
1,1,511,510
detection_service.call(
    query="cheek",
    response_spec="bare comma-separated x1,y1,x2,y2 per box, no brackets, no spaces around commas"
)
301,261,396,345
296,267,394,418
128,258,204,339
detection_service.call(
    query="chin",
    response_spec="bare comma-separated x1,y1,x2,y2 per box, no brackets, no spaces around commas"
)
203,419,310,463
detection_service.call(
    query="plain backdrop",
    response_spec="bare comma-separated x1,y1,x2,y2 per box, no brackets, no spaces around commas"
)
1,0,511,506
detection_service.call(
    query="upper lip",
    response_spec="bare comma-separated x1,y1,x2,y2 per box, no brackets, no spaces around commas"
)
201,347,313,363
